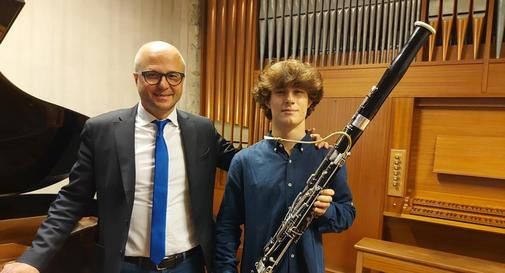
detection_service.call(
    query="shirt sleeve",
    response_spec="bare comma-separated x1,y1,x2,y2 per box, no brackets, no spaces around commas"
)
315,165,356,233
215,155,245,273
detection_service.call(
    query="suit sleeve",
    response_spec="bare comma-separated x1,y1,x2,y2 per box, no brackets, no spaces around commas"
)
17,120,97,270
314,165,356,233
214,126,239,171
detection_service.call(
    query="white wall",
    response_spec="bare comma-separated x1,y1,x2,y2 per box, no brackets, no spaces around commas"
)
0,0,201,193
0,0,201,117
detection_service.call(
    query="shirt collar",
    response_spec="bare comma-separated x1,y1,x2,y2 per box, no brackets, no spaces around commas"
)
267,131,311,153
136,103,179,127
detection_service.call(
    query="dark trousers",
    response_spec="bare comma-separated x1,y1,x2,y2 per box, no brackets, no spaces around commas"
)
120,249,205,273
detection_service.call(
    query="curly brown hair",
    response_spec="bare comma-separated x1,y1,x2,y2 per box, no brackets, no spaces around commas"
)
253,59,323,120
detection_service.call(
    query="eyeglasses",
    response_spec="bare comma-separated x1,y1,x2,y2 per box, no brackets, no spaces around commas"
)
138,70,185,86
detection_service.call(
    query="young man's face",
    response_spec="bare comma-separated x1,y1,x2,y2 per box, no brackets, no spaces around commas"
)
267,87,312,129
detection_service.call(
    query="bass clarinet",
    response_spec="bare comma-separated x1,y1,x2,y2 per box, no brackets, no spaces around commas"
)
255,21,435,273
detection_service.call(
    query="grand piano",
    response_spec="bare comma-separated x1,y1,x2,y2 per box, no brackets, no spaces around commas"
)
1,1,97,272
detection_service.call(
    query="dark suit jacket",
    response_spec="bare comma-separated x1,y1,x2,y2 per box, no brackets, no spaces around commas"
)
18,106,236,273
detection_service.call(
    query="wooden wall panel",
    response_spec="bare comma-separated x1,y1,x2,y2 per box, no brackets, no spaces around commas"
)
381,98,505,240
384,98,415,214
321,63,489,98
433,135,505,180
487,62,505,95
306,97,391,273
383,216,505,263
409,99,505,204
393,63,484,97
320,66,388,98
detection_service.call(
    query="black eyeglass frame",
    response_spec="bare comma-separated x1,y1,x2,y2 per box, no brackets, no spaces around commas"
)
137,70,185,86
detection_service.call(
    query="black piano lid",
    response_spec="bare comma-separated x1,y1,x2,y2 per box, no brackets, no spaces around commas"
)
0,0,24,44
0,73,88,195
0,0,88,196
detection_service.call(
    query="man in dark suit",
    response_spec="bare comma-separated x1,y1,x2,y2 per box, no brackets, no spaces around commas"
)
1,41,236,273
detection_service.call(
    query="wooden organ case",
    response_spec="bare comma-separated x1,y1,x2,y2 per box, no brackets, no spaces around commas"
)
202,0,505,272
0,1,97,272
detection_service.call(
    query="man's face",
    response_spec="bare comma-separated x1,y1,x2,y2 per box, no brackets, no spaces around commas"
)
267,87,311,129
134,49,185,120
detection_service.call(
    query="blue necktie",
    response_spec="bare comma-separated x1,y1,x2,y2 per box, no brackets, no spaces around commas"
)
151,119,170,265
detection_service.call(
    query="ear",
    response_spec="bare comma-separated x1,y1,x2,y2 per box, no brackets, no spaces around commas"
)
133,73,139,84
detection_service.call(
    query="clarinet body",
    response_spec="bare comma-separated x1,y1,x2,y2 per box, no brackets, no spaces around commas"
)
254,21,435,273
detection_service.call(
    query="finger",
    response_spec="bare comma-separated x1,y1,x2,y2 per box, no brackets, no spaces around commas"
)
315,141,326,149
316,195,333,203
310,133,322,141
320,189,335,196
313,200,331,209
313,207,326,216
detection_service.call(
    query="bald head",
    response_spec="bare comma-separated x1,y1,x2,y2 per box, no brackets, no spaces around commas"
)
133,41,186,120
134,41,186,72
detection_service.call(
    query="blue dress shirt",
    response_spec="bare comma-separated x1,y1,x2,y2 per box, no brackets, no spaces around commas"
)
216,134,356,273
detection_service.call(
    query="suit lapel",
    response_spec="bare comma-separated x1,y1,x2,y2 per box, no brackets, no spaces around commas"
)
114,106,137,205
177,110,198,188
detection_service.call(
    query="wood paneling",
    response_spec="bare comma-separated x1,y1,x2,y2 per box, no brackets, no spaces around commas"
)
320,66,389,98
389,98,415,149
0,216,45,245
382,97,505,265
393,63,484,97
385,99,415,208
487,62,505,95
381,98,505,242
321,63,488,98
354,237,505,273
0,216,98,270
408,99,505,204
0,243,27,267
383,216,505,263
433,135,505,180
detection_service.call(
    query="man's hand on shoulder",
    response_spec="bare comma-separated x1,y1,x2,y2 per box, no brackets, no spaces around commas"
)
1,262,39,273
308,128,330,149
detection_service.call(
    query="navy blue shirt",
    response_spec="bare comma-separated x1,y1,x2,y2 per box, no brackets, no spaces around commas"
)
216,134,356,273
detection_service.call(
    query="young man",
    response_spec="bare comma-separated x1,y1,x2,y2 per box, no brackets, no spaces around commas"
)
215,59,356,273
